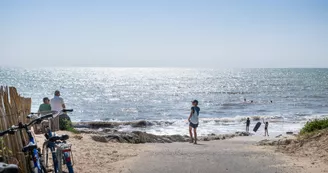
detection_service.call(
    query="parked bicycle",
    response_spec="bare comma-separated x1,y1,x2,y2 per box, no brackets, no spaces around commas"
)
0,129,19,173
41,109,75,173
0,113,53,173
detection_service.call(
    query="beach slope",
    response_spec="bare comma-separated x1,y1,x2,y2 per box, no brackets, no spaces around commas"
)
117,137,328,173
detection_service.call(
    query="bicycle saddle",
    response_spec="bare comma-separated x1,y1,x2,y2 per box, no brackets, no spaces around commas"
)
22,142,37,152
0,162,19,173
49,134,69,142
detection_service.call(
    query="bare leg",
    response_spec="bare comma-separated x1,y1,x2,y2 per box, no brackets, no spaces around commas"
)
193,128,197,144
189,126,193,143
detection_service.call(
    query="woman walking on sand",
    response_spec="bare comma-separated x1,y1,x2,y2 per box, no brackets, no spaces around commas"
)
188,100,200,144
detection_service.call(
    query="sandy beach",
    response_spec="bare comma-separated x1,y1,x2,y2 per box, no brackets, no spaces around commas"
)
35,131,328,173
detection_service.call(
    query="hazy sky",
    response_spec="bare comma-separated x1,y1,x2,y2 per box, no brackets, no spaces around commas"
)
1,0,327,68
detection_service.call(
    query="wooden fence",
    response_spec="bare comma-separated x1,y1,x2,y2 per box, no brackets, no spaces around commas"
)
0,86,32,172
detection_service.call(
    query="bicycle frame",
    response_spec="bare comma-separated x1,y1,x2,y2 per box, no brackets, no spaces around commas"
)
45,129,60,172
56,143,74,173
43,110,74,173
19,123,45,173
1,113,51,173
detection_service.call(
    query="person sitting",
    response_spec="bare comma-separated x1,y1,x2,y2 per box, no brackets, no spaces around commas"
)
38,97,51,115
36,97,52,133
50,90,66,131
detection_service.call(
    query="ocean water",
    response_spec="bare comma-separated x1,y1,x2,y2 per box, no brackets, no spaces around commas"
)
1,67,328,136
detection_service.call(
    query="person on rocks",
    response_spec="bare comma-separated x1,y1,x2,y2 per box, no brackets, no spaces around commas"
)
188,100,200,144
50,90,66,131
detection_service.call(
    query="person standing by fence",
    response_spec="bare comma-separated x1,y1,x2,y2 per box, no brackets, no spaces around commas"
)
50,90,66,131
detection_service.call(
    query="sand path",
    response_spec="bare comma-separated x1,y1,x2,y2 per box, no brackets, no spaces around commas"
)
35,132,328,173
116,136,328,173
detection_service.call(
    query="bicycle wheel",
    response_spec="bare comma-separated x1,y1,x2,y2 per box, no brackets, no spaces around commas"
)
39,160,47,173
41,142,50,169
65,152,74,173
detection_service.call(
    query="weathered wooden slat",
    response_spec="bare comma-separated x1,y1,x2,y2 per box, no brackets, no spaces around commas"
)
0,86,31,173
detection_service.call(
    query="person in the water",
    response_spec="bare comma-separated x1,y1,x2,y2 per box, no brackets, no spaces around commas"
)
246,117,250,132
263,119,269,136
188,100,200,144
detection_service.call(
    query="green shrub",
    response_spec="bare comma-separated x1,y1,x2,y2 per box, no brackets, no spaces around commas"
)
61,119,79,134
300,118,328,135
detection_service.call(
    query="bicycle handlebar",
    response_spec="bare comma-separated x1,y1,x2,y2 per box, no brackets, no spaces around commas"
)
0,109,73,136
26,113,53,127
0,129,11,137
62,109,73,112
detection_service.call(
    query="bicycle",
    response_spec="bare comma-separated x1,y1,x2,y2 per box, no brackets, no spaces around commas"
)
0,129,19,173
1,113,53,173
41,109,75,173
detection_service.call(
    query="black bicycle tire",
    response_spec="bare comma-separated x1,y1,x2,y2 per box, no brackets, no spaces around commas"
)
41,142,49,168
40,161,47,173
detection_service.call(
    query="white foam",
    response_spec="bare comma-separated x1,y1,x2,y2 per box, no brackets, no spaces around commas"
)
117,118,305,136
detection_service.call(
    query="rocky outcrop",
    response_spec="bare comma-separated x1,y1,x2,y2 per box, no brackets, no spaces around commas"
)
73,120,154,129
91,131,185,143
257,139,294,146
89,131,250,144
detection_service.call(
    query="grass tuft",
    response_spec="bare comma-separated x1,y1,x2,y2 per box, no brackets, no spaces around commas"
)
300,118,328,135
61,119,80,134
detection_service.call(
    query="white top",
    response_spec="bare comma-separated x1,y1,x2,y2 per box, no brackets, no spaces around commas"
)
50,96,65,113
190,106,199,124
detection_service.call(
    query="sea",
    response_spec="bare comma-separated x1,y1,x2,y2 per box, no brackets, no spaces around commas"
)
1,67,328,136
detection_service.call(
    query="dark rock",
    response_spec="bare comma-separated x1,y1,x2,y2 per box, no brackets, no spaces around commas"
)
286,132,293,135
91,135,109,142
130,121,152,128
235,131,250,136
203,137,210,141
258,139,272,146
276,134,283,138
272,141,278,145
74,122,121,129
280,139,293,145
88,128,250,144
165,135,187,142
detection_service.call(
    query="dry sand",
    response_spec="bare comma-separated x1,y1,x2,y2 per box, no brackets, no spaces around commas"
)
278,129,328,164
35,132,328,173
35,131,146,173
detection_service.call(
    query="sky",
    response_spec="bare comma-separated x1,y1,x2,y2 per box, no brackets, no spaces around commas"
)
0,0,327,68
